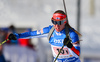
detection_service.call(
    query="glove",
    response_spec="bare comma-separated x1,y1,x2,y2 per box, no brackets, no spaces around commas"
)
8,33,17,40
63,37,73,48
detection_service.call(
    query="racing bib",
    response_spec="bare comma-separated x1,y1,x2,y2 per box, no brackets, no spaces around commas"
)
51,45,73,59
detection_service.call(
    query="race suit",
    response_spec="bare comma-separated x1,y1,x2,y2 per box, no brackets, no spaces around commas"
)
14,25,81,62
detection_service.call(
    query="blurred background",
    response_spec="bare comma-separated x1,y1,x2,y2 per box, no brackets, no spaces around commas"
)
0,0,100,62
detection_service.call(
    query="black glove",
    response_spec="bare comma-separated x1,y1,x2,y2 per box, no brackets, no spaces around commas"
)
63,37,73,48
8,33,17,40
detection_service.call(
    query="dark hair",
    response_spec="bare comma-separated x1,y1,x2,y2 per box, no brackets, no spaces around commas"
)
54,10,66,15
9,25,15,30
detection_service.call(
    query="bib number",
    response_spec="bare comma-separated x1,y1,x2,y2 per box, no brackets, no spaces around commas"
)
53,47,69,55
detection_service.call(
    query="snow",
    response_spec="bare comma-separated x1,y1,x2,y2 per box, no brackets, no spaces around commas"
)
0,0,100,61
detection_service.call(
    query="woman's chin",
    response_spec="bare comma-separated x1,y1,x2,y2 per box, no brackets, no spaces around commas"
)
55,29,60,32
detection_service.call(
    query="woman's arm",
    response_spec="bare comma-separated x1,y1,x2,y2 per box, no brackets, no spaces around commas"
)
14,25,53,39
69,29,80,56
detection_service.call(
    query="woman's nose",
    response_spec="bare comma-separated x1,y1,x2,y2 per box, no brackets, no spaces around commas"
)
55,24,59,27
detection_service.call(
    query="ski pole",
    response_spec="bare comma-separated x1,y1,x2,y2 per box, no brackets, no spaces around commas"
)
63,0,82,37
54,40,70,62
0,39,9,45
63,0,68,23
54,45,64,62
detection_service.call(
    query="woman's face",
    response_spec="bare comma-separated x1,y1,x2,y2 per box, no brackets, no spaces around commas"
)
53,22,66,32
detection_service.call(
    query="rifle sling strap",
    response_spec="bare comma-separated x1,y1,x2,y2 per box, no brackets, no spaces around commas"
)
48,24,69,41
